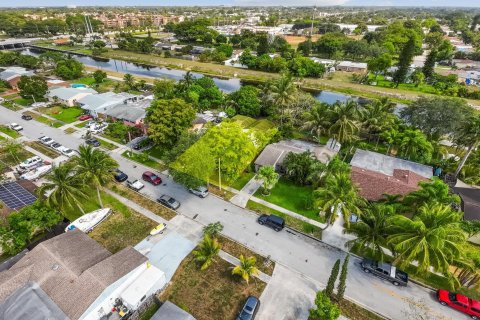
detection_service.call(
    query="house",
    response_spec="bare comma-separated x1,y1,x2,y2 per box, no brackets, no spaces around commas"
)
46,79,69,88
0,67,34,90
104,98,152,134
452,187,480,221
336,61,368,73
0,229,166,320
47,87,97,107
350,149,433,201
77,92,140,118
254,139,338,172
151,301,196,320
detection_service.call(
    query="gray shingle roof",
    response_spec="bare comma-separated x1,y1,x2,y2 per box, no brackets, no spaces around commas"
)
104,105,146,122
47,87,96,101
151,301,196,320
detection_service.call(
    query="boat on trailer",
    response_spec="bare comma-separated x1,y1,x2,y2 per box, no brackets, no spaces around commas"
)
65,208,111,233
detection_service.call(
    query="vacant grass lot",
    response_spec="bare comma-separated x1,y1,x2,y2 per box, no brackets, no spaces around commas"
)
121,150,166,171
75,121,88,128
231,172,255,191
36,106,83,123
14,97,33,106
160,253,266,320
97,138,118,150
23,111,63,128
0,147,34,166
0,126,20,138
255,178,321,222
26,141,60,159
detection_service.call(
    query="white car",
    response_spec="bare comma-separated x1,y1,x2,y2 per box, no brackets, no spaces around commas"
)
19,156,43,171
39,136,55,146
59,146,75,157
85,121,97,129
10,123,23,131
127,180,145,191
89,123,108,134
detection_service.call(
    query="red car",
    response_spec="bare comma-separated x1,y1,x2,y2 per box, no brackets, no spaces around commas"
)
79,114,92,121
142,171,162,185
438,289,480,319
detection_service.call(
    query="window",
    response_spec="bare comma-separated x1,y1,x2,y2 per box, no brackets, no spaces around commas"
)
471,308,480,313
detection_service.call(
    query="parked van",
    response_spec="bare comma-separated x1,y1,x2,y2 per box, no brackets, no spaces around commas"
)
257,214,285,232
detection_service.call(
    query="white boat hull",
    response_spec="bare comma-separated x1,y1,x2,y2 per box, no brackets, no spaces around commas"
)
65,208,111,233
20,165,52,180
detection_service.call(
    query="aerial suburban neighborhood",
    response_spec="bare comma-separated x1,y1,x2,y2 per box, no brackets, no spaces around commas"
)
1,2,480,320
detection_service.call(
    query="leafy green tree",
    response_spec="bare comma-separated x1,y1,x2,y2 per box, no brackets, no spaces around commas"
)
232,255,260,284
367,53,392,80
193,235,221,270
37,164,88,215
92,69,107,84
297,39,313,56
161,132,201,164
422,49,437,80
55,58,83,80
227,85,261,117
283,151,326,185
337,254,350,301
146,98,196,147
411,69,425,87
256,165,279,196
171,143,216,188
309,290,341,320
16,55,40,69
203,222,224,238
153,79,176,99
315,32,348,58
17,75,48,101
387,203,466,274
325,259,341,298
393,36,416,86
72,145,118,208
454,114,480,177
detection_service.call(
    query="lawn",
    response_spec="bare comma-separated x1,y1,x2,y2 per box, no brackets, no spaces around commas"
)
231,171,255,191
64,127,77,134
14,97,33,106
255,178,321,222
146,145,166,159
0,126,21,138
159,253,266,320
26,141,60,159
101,132,125,145
0,147,34,166
246,201,322,239
75,121,88,128
23,111,64,128
0,101,22,111
121,150,166,171
36,105,83,123
97,138,118,151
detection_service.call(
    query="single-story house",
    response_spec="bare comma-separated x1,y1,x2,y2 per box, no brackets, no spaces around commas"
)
151,300,196,320
47,87,97,107
0,229,166,320
46,79,69,88
452,187,480,221
254,139,338,172
77,92,140,118
336,61,368,73
104,98,152,134
0,67,34,90
350,149,433,201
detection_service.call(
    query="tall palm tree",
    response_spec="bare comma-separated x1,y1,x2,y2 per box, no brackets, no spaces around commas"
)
232,255,259,284
256,165,279,196
313,172,365,228
454,114,480,177
380,127,401,155
302,103,331,141
123,73,136,90
398,128,433,161
402,177,460,211
72,145,118,208
193,235,221,270
37,164,88,215
269,73,297,124
387,203,466,274
362,98,395,142
344,205,394,261
328,100,363,148
1,140,22,164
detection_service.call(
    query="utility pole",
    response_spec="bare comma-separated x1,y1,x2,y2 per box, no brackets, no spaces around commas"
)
218,158,221,191
311,7,316,37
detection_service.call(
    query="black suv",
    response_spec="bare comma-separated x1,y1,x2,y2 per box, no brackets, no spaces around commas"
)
361,259,409,286
257,214,285,232
113,169,128,182
237,296,260,320
21,114,33,120
85,138,101,147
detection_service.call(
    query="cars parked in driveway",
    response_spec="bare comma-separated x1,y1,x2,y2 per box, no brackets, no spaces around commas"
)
50,142,62,151
10,123,23,131
39,136,55,146
78,114,92,121
21,114,33,120
360,259,408,286
189,186,209,198
19,156,43,171
142,171,162,185
113,169,128,182
237,296,260,320
127,179,145,191
257,214,285,232
85,138,100,147
157,195,180,210
437,289,480,319
58,146,75,158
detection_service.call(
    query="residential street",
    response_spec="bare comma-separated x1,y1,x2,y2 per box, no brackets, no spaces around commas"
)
0,106,462,320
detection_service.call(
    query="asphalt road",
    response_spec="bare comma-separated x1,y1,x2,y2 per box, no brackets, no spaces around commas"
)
0,106,463,320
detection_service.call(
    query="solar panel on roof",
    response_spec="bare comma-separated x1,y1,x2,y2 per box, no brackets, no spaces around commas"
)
0,182,37,210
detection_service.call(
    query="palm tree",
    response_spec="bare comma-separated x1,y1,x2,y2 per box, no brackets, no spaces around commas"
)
178,71,195,91
387,203,466,274
344,205,394,261
454,114,480,177
328,100,363,148
402,177,460,211
193,235,221,270
1,140,22,164
269,73,297,124
256,165,279,196
380,127,401,155
37,164,88,215
72,145,118,208
232,255,259,284
123,73,136,90
362,98,395,143
398,128,433,161
313,172,365,228
302,103,331,141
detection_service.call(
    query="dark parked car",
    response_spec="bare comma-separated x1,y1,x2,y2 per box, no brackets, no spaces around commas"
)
157,194,180,210
21,114,33,120
113,169,128,182
237,296,260,320
361,259,408,286
85,138,101,147
142,171,162,185
257,214,285,232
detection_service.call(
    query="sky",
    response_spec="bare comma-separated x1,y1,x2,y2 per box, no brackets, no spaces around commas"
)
0,0,477,7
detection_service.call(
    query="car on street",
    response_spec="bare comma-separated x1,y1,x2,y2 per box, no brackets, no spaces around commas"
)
236,296,260,320
39,136,55,146
21,114,33,120
361,259,408,286
157,194,180,210
79,114,92,121
10,123,23,131
127,179,145,191
85,138,101,147
142,171,162,185
257,214,285,232
18,156,43,171
189,186,209,198
150,223,167,236
113,169,128,182
58,146,75,158
50,142,62,151
437,289,480,319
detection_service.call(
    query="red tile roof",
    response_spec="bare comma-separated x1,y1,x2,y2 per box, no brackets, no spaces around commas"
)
351,166,428,201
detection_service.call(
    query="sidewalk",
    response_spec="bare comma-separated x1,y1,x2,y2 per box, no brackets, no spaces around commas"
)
230,175,262,208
